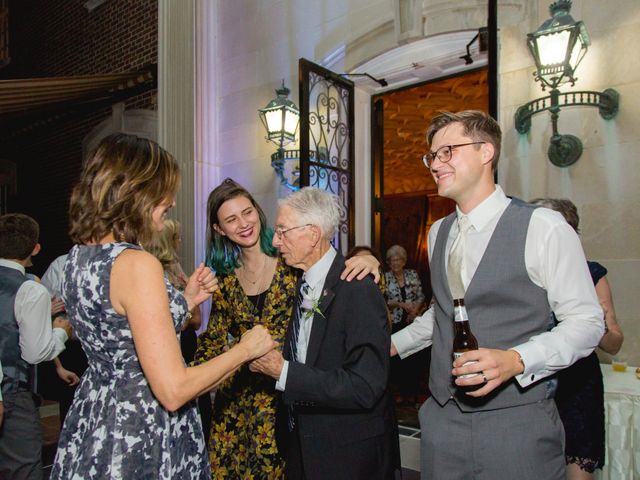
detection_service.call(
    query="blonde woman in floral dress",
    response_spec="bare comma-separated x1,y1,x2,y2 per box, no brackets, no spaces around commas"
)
193,179,381,479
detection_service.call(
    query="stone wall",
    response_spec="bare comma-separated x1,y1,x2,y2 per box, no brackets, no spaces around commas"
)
202,0,638,363
499,0,640,365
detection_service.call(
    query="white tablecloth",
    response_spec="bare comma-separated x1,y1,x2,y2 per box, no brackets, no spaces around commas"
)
595,364,640,480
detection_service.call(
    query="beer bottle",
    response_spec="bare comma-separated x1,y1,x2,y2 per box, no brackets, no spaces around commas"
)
452,298,480,382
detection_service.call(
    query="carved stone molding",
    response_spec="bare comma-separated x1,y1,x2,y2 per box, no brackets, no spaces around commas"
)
393,0,424,44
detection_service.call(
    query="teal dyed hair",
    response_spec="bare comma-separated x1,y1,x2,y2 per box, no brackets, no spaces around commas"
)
205,178,278,275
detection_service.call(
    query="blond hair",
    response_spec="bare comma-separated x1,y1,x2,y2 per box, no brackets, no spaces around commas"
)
145,219,181,267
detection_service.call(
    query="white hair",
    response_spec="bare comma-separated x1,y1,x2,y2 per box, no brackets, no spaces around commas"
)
279,187,340,240
386,244,407,261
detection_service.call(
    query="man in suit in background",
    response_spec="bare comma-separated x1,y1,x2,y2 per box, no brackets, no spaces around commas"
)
250,187,398,480
391,110,604,479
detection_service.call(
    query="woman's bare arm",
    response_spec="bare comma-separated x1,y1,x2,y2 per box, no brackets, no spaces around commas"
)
111,250,275,411
595,276,623,355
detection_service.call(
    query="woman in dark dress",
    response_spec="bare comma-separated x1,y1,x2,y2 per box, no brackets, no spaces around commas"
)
531,198,624,480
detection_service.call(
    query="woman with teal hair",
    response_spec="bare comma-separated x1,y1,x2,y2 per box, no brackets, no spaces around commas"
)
193,178,380,479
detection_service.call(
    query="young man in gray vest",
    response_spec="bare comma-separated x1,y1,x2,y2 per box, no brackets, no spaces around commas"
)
0,213,71,479
391,111,604,479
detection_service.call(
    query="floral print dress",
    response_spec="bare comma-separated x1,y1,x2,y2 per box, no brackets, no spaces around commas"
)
384,268,425,326
51,243,209,479
193,257,297,479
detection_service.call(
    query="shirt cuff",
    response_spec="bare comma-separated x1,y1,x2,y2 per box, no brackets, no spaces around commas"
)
392,327,429,359
52,327,69,346
276,360,289,391
511,342,547,388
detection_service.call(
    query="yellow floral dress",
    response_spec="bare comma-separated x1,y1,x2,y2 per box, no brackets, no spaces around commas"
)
193,257,297,479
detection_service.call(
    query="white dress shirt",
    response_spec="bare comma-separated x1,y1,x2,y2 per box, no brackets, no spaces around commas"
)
276,247,337,391
0,259,68,364
40,254,68,297
391,186,604,388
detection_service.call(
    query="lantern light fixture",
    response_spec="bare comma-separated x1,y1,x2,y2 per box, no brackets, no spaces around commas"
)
514,0,619,167
258,80,301,190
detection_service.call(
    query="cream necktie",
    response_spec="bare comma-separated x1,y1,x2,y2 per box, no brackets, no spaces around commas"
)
447,215,472,299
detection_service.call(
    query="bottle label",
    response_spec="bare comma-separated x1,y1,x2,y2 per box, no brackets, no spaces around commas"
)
453,352,479,378
454,308,469,322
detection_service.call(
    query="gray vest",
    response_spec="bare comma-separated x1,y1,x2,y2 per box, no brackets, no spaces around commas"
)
429,199,550,411
0,265,31,393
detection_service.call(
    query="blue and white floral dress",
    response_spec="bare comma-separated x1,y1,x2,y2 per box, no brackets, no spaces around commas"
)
51,243,208,479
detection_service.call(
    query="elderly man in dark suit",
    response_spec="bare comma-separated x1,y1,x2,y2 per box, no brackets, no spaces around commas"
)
250,187,398,480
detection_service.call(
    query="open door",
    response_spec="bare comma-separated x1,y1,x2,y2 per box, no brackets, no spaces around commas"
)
371,98,384,256
298,58,354,254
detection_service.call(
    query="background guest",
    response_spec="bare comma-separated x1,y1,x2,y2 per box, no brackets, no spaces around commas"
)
193,178,381,479
384,244,426,406
39,253,87,426
144,218,211,442
51,133,276,480
0,213,72,479
145,219,202,358
531,197,624,480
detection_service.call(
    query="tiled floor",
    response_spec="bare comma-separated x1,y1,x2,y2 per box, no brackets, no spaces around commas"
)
39,399,423,479
40,400,60,479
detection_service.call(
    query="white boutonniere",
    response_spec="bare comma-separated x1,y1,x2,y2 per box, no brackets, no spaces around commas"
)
301,289,328,318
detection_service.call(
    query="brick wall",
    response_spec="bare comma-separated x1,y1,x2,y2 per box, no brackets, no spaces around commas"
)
0,0,158,275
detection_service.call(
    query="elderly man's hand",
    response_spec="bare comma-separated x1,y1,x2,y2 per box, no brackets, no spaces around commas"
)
249,349,285,380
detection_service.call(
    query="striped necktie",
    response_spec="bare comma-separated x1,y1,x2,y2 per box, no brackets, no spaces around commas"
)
288,278,309,431
288,279,310,363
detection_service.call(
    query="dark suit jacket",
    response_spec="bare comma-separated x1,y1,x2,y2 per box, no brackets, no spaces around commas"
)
277,252,398,480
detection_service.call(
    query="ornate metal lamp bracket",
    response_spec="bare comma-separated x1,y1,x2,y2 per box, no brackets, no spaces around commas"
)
514,88,619,167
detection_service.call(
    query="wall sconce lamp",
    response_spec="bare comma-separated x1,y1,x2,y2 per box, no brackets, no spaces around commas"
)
258,80,301,190
514,0,619,167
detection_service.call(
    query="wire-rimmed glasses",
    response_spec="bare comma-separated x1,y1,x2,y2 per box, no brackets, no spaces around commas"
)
274,224,312,239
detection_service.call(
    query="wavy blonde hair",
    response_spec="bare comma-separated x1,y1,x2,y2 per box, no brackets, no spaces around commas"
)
69,133,180,246
145,219,181,267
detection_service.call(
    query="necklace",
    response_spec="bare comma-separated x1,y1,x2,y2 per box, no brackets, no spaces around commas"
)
240,255,268,285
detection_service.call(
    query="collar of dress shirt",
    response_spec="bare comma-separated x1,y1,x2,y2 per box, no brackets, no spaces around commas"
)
303,246,337,298
0,258,26,275
455,184,511,233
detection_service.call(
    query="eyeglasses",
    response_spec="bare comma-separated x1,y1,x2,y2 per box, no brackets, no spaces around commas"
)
422,142,486,169
274,224,312,239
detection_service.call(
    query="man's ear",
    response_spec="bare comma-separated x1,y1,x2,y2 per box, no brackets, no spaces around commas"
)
31,243,41,258
480,142,495,166
310,225,322,246
212,224,225,237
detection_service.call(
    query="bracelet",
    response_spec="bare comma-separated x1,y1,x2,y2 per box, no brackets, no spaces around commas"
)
185,311,193,321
